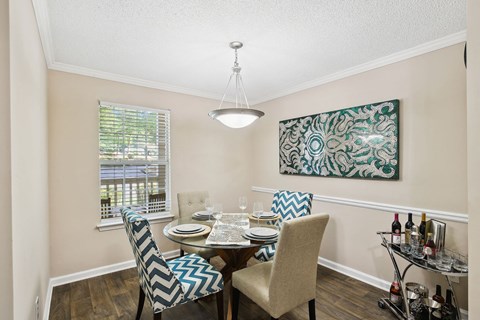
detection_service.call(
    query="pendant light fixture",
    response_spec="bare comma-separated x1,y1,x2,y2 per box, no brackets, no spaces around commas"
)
208,41,264,128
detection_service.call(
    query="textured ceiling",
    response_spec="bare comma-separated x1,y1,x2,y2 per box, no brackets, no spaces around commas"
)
43,0,466,104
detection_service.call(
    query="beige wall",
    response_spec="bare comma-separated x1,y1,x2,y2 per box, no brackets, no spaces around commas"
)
48,71,253,276
10,0,50,318
467,0,480,317
252,44,469,308
0,0,13,318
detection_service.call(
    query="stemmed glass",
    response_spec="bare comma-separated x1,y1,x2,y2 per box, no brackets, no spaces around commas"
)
252,202,263,226
239,196,247,213
205,198,213,222
212,203,223,225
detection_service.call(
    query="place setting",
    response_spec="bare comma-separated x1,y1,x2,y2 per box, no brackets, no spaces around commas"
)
168,223,211,238
243,227,279,241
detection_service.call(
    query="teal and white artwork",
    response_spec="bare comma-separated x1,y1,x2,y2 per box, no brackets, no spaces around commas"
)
279,99,399,180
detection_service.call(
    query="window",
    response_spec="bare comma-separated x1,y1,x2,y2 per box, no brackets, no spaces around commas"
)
99,102,170,221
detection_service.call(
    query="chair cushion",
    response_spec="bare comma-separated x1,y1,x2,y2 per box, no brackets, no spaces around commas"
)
167,254,224,302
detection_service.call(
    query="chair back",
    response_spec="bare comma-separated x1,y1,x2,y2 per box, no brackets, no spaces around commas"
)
269,213,329,315
177,191,209,216
269,190,313,228
121,208,184,312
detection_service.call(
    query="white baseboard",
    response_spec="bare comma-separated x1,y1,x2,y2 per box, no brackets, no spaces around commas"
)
43,249,180,320
317,256,468,319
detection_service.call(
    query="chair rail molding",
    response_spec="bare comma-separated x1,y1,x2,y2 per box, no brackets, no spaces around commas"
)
251,186,468,224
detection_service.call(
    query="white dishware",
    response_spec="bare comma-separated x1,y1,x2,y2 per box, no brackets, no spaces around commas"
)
249,227,278,238
239,196,247,213
174,224,204,233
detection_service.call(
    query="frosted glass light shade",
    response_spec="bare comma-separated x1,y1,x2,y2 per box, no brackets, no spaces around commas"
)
209,108,264,129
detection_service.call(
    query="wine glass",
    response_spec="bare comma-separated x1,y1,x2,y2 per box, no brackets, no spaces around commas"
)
252,201,263,226
205,198,213,222
212,203,223,224
239,196,247,213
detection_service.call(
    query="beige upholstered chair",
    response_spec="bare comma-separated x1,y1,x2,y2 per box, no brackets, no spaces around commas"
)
232,213,330,320
177,191,217,259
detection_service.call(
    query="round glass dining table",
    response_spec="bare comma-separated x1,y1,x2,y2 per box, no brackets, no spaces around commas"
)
163,215,278,281
163,214,279,319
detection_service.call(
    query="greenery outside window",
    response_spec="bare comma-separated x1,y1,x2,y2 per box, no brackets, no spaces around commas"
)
99,101,170,222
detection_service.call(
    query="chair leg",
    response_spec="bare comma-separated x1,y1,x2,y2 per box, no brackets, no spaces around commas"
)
216,290,224,320
232,288,240,320
135,287,145,320
154,312,162,320
180,248,185,256
308,299,316,320
271,318,278,320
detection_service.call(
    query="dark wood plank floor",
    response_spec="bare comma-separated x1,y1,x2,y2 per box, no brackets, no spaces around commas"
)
49,261,397,320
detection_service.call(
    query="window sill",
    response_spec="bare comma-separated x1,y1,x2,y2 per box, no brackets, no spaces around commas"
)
96,213,175,232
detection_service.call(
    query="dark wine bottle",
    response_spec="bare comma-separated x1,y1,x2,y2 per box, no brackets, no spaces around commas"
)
418,212,427,245
405,212,414,245
389,272,402,307
441,289,457,320
431,284,444,319
391,213,401,246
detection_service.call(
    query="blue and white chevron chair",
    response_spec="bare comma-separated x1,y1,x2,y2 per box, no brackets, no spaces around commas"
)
121,208,224,320
254,190,313,262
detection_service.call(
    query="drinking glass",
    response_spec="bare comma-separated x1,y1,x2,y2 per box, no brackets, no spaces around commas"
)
205,198,213,222
453,253,468,273
252,201,263,226
435,249,453,272
212,203,223,224
239,196,247,213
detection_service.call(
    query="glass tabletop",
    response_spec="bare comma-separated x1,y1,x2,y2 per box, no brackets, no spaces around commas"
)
163,214,279,250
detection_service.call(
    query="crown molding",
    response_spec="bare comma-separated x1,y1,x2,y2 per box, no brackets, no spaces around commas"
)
49,61,227,102
32,0,466,105
251,30,467,105
31,0,55,66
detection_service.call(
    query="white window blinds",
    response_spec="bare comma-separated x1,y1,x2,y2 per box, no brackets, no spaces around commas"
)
99,102,170,219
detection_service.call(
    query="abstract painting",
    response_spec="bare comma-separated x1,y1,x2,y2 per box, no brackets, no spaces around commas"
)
279,99,399,180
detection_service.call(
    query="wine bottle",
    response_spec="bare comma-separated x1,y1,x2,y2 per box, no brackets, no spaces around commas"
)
389,272,402,307
405,212,414,245
423,232,436,259
419,212,427,245
441,289,457,320
432,285,445,305
391,213,401,246
431,285,444,319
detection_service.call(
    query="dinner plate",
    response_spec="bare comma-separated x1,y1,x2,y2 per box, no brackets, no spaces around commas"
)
252,211,276,218
168,225,211,238
247,227,279,238
193,211,211,217
174,224,204,233
242,232,278,241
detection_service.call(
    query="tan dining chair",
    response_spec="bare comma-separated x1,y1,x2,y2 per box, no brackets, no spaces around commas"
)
177,191,217,260
232,213,330,320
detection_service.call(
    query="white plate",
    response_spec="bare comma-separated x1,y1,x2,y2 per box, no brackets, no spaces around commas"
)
253,211,277,218
247,227,278,238
242,233,277,241
174,224,204,233
193,211,211,216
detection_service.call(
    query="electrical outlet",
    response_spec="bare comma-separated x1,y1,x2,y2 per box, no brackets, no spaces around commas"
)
34,296,39,320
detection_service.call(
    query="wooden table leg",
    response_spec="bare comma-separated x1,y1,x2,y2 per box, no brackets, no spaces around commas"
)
215,247,258,320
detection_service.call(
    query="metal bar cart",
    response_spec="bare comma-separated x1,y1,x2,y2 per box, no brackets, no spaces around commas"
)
377,232,467,320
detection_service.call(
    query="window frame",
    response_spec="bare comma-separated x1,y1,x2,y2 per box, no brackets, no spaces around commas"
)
96,101,173,231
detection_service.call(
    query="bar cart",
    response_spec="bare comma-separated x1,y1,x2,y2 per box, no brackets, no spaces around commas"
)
377,232,468,320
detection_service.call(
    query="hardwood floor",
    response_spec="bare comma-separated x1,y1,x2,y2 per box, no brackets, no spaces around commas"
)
49,261,397,320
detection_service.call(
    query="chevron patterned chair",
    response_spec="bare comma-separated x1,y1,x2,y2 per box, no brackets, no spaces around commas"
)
254,190,313,262
121,208,224,320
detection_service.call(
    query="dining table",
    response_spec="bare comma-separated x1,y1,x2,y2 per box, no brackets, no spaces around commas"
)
163,212,279,320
